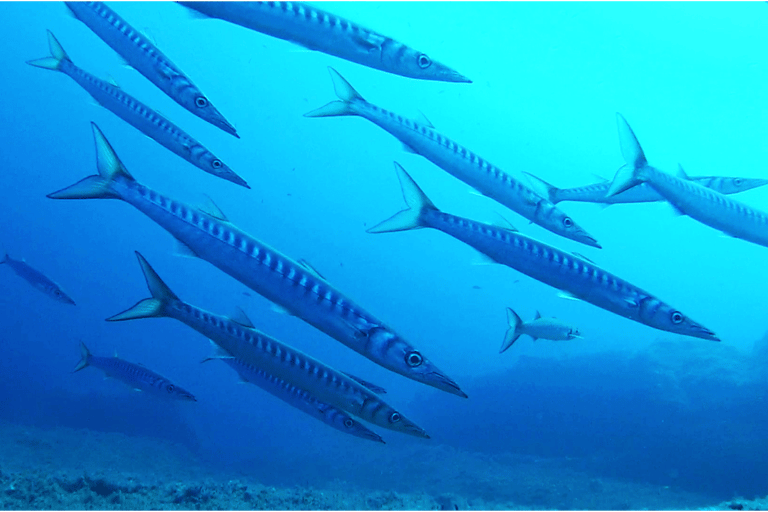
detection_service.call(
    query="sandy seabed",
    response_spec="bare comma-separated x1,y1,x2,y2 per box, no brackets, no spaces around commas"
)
0,420,760,511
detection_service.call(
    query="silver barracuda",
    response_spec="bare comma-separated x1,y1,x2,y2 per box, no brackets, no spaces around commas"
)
608,114,768,249
1,253,76,305
65,2,238,137
525,172,768,205
73,341,197,401
369,162,719,342
48,123,464,398
177,1,470,83
107,252,426,438
305,68,599,248
27,31,247,188
214,355,385,443
500,308,581,353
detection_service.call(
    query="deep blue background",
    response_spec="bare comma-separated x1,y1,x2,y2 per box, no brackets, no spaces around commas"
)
1,1,767,504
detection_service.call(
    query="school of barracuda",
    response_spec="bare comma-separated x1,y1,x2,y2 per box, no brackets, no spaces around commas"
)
11,1,767,443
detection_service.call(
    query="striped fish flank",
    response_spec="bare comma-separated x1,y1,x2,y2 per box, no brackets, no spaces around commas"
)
608,114,768,249
107,252,427,439
524,172,768,205
368,162,719,342
305,68,600,248
27,31,247,188
73,341,196,401
65,2,238,137
47,123,464,398
178,1,469,83
215,356,385,443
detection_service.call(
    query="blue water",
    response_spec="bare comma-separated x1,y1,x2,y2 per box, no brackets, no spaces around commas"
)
1,1,767,508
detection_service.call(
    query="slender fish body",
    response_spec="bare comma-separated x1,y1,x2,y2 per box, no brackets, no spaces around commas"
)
47,123,464,398
525,172,768,205
65,2,238,137
107,252,427,438
369,162,719,342
305,68,599,248
500,308,580,352
1,253,76,305
27,31,247,188
73,341,196,401
215,356,385,443
608,114,768,249
178,1,470,83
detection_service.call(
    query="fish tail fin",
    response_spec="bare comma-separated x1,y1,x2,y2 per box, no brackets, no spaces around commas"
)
0,253,7,264
524,172,560,203
106,252,178,322
27,30,71,71
500,308,523,353
73,341,91,373
47,123,134,200
303,67,363,118
367,162,436,234
606,113,648,197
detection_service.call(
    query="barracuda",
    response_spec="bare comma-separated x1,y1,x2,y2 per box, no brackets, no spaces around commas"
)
73,341,196,401
305,68,599,248
107,252,426,439
1,253,76,305
48,123,464,398
178,1,470,83
215,355,385,443
525,172,768,205
608,114,768,250
27,31,247,188
369,162,719,342
65,2,238,137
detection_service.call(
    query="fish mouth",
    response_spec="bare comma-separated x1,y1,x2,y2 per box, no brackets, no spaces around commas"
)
578,234,602,249
446,71,472,83
693,326,720,342
427,372,468,398
360,431,386,444
403,422,431,439
225,173,250,189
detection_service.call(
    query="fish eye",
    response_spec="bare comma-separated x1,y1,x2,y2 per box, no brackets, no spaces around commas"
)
405,351,423,367
563,217,574,228
670,311,684,324
389,412,401,423
734,178,743,186
343,418,354,428
212,159,222,169
167,385,175,393
417,53,431,69
195,96,208,108
54,290,62,296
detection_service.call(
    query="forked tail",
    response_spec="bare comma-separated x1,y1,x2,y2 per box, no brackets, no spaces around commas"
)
367,162,437,234
500,308,523,353
73,341,91,372
303,67,364,118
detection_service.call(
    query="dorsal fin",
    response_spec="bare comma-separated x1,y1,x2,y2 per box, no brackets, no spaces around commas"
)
534,311,542,320
229,307,255,329
492,213,518,232
675,164,690,180
415,110,434,128
298,259,326,281
572,252,595,264
106,75,120,88
198,195,228,222
113,350,119,358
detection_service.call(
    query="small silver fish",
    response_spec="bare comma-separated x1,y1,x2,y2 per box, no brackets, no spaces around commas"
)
73,341,196,401
500,309,581,353
178,2,470,83
1,253,75,305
